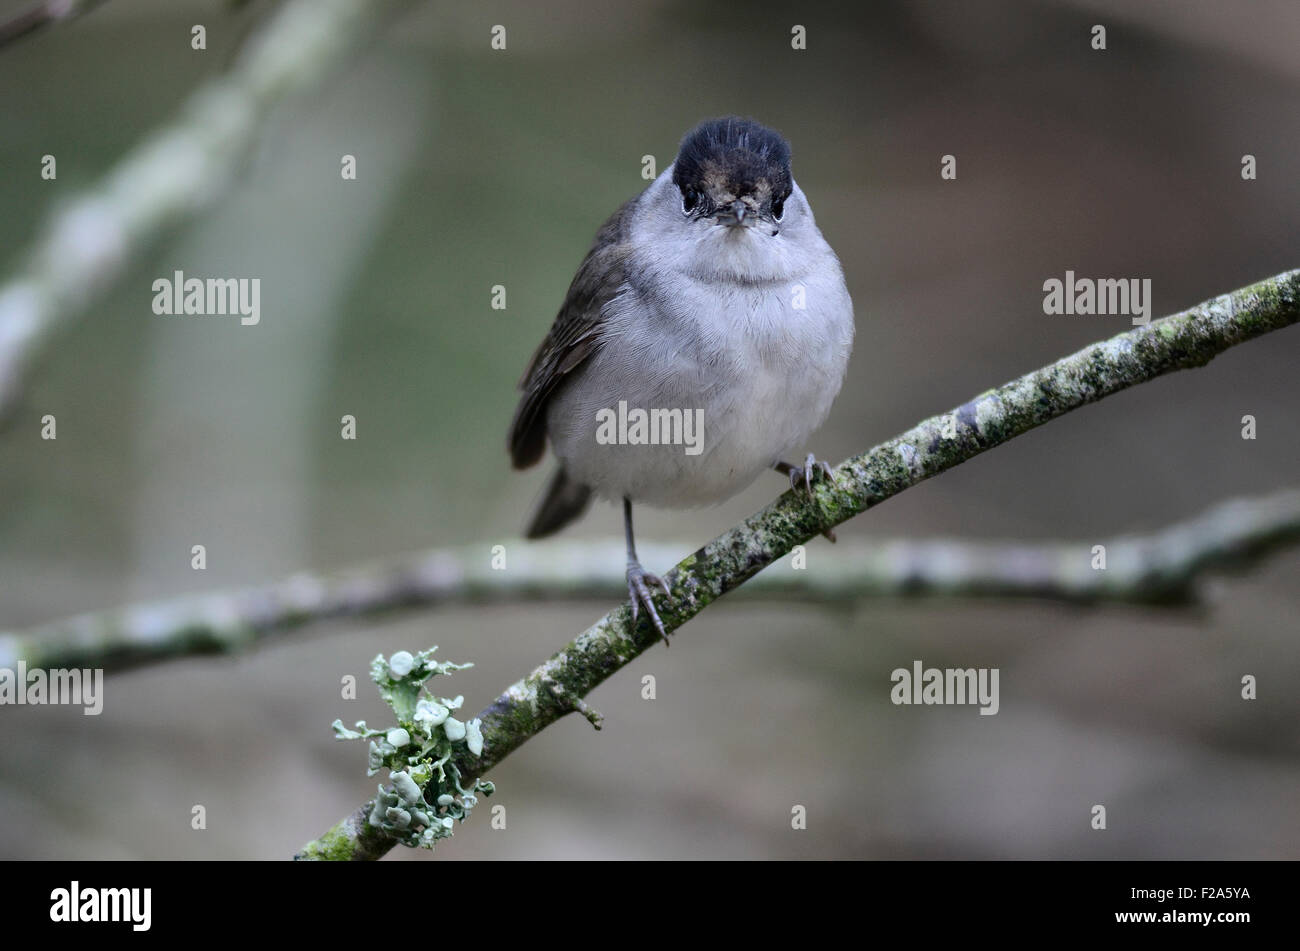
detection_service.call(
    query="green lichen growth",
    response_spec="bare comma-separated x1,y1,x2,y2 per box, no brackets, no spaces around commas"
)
296,820,358,861
332,647,494,850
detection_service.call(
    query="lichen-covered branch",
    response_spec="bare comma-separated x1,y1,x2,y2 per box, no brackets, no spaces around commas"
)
6,488,1299,675
0,0,396,421
297,268,1300,860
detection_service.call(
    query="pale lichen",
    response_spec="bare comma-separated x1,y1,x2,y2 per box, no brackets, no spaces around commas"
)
332,647,495,850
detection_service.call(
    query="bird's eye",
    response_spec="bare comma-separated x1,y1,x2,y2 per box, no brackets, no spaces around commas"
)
772,197,785,221
681,188,699,215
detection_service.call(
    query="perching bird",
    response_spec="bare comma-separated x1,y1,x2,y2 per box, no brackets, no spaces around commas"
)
509,116,854,639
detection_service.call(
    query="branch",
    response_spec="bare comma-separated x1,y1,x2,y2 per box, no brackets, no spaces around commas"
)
6,489,1299,674
0,0,396,422
297,268,1300,860
0,0,108,50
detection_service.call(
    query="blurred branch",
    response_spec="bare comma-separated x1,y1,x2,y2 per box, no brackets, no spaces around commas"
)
298,268,1300,860
5,489,1300,674
0,0,396,422
0,0,108,50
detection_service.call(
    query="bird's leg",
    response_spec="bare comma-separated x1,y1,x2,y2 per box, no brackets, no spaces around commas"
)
774,453,837,542
624,497,671,642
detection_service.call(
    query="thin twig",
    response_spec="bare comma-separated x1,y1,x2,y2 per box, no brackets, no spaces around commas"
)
0,0,396,422
0,0,109,51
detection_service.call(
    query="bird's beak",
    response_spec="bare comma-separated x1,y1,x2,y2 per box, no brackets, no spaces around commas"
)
716,200,751,228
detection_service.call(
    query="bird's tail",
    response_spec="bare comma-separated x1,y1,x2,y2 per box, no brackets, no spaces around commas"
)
525,467,593,539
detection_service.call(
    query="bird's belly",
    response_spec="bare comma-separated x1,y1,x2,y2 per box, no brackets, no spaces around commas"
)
548,279,852,508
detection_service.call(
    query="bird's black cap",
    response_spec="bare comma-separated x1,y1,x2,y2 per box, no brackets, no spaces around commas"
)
672,117,792,210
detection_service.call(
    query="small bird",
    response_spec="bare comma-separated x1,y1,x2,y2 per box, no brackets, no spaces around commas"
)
508,116,854,639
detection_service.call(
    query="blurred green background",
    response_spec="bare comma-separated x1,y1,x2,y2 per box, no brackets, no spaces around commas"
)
0,0,1297,858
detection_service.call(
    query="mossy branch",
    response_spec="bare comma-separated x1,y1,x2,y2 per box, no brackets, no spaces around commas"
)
297,268,1300,860
5,488,1300,675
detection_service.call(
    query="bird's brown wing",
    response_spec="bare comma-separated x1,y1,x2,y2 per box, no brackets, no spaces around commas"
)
508,196,637,470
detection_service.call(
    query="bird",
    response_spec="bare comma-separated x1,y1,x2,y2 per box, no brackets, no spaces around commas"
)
508,116,855,640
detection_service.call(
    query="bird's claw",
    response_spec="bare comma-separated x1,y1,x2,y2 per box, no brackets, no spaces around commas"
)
783,453,837,543
788,451,834,496
627,562,671,642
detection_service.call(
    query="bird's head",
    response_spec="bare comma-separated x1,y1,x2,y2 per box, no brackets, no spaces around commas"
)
670,116,794,238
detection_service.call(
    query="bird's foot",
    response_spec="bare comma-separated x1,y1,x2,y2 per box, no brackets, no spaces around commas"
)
627,561,672,643
777,453,837,543
784,452,834,496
